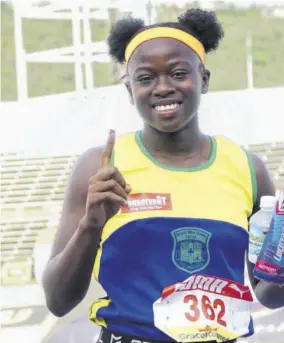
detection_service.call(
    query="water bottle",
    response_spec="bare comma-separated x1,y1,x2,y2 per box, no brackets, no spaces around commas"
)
254,189,284,284
248,195,276,264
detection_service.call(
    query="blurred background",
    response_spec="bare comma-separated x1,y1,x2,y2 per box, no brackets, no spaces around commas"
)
0,1,284,343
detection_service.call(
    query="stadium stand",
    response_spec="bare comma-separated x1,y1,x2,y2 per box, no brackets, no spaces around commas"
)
0,153,76,283
247,141,284,191
1,154,78,205
1,217,50,263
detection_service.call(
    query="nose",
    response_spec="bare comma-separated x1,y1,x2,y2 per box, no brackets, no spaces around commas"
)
152,75,175,98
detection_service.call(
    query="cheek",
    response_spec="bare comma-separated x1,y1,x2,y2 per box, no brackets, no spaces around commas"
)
181,77,202,113
184,74,201,93
132,87,150,108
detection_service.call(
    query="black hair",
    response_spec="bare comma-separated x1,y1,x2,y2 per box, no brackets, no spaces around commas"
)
107,8,224,65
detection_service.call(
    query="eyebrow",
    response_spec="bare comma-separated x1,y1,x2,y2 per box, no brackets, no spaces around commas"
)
167,60,192,68
134,66,154,73
133,60,192,74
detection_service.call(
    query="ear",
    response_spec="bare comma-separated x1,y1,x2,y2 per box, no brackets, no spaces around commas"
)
125,81,134,105
201,68,210,94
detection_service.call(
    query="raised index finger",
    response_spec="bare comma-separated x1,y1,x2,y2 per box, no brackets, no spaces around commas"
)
100,129,115,169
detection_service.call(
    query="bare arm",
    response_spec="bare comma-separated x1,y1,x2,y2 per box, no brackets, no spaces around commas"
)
247,153,284,309
42,148,103,316
42,130,131,317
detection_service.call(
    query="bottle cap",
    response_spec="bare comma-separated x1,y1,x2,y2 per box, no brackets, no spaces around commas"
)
260,195,276,209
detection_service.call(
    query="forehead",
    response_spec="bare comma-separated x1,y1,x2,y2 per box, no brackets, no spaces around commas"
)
128,38,199,72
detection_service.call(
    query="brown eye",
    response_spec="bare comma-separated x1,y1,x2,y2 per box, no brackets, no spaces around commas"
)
172,70,190,80
137,75,154,84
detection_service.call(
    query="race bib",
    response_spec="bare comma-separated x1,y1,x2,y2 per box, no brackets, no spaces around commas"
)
153,274,253,342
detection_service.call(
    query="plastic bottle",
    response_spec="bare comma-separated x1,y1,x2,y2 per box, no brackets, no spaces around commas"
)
254,189,284,284
248,195,276,264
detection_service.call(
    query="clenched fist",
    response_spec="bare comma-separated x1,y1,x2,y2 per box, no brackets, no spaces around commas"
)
79,130,131,231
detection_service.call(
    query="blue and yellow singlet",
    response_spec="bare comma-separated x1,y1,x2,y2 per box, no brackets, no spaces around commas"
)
89,131,256,341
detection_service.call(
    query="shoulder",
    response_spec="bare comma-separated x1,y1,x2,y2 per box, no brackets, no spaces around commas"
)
73,146,104,178
57,146,106,216
72,147,103,178
247,152,275,212
213,135,246,155
213,135,250,168
214,136,275,207
72,132,136,181
66,146,105,198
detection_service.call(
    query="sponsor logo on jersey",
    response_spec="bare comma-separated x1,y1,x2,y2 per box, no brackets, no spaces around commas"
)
162,274,253,302
121,193,172,213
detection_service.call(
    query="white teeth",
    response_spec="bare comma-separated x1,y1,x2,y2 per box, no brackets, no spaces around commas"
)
155,103,179,111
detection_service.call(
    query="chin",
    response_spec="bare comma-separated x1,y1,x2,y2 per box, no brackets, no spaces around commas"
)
141,109,196,134
151,117,195,134
149,122,187,134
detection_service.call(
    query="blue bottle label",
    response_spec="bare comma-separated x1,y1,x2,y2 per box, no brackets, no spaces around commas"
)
254,190,284,284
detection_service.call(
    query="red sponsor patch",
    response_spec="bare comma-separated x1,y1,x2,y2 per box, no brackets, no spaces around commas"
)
162,274,253,302
255,260,279,275
121,193,172,213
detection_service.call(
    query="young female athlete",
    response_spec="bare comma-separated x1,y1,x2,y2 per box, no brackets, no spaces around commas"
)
42,8,284,343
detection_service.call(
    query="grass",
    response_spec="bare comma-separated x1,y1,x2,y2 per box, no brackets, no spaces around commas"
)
156,5,284,91
1,3,111,100
1,3,284,101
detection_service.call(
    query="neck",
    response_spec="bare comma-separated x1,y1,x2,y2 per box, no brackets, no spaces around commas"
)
141,117,206,157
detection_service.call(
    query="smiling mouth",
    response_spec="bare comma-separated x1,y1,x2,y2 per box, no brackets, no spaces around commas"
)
152,102,182,118
152,102,182,111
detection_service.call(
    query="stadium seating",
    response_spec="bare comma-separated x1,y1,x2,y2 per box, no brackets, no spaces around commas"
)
1,217,50,263
0,153,78,280
1,154,78,205
247,141,284,191
1,142,283,282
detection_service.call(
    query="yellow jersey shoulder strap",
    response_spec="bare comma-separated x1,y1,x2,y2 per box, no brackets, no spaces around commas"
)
214,135,257,206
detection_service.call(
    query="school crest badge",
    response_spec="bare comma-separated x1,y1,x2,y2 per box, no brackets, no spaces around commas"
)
172,227,211,274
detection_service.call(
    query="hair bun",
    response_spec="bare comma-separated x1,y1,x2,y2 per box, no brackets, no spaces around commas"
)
178,8,224,53
107,17,145,64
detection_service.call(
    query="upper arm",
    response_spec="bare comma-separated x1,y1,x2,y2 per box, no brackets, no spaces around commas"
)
250,153,276,213
246,152,276,289
49,147,103,260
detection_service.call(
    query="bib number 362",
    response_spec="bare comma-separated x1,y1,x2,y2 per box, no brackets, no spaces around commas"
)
153,274,253,343
184,294,226,327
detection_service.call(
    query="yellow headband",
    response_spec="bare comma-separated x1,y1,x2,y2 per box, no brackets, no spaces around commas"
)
125,27,205,67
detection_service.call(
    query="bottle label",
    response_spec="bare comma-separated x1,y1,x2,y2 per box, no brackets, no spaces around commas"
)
248,224,266,263
273,225,284,264
254,205,284,283
255,260,280,276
